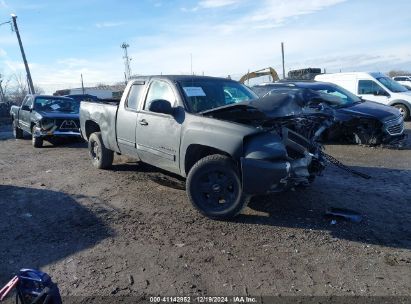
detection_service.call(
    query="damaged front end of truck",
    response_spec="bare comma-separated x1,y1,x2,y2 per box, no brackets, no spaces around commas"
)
203,89,335,195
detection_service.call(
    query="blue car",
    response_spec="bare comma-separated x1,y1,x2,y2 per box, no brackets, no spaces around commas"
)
251,81,405,145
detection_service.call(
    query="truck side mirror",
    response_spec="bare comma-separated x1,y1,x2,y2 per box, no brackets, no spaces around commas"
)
148,99,173,115
21,105,31,111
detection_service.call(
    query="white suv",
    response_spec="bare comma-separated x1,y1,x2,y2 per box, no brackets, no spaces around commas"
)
392,76,411,90
315,72,411,120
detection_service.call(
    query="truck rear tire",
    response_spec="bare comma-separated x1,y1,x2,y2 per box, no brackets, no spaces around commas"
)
88,132,113,169
186,154,249,219
13,120,24,139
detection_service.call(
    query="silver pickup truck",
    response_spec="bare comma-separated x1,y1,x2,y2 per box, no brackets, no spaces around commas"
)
80,75,333,219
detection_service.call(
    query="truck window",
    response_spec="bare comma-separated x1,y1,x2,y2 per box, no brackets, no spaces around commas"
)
358,80,383,95
144,80,175,111
126,84,144,110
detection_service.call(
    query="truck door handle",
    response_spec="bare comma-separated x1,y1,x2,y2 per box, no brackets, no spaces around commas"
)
139,119,148,126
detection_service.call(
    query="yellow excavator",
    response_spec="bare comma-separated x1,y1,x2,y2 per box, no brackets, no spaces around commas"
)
239,67,280,84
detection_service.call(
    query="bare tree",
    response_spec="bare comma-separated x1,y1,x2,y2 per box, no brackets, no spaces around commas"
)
10,73,29,105
96,83,108,88
1,72,44,105
0,72,45,117
388,70,411,78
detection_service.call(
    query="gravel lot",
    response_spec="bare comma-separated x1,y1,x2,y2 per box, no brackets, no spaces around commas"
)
0,122,410,299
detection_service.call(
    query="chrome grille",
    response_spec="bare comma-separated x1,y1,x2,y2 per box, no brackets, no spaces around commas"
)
384,115,404,136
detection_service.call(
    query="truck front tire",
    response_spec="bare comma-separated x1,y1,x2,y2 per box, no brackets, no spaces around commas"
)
186,154,249,219
13,120,24,139
32,134,43,148
88,132,113,169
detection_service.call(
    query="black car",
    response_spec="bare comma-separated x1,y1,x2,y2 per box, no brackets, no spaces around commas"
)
10,95,81,148
251,81,405,145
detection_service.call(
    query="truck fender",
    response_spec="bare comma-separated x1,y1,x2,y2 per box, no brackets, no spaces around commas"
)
180,131,245,177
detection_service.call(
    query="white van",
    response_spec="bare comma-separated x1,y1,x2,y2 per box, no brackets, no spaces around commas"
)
315,72,411,120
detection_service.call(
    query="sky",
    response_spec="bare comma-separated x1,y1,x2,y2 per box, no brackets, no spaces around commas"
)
1,0,411,93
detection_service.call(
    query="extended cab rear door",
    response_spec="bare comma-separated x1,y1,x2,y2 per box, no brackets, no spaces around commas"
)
135,78,182,174
116,81,146,156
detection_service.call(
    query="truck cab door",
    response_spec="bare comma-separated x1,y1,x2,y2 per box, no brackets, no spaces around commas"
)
135,79,182,174
20,96,34,132
116,82,146,157
357,80,390,105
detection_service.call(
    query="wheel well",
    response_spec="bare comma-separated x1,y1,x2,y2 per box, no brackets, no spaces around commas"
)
391,101,411,112
85,120,101,139
184,144,231,175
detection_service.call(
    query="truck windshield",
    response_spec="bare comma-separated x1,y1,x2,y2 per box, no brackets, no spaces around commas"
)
34,97,80,113
377,77,408,93
179,80,257,113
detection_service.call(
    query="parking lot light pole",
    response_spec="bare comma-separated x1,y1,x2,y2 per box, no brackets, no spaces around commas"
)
11,14,35,94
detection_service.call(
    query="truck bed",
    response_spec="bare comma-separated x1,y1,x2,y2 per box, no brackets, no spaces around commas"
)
79,100,120,152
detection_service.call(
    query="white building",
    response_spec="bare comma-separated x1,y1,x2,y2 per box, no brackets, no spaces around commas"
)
54,84,125,99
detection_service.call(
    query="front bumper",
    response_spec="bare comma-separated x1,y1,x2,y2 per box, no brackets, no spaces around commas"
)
33,127,81,138
241,155,322,195
241,158,290,195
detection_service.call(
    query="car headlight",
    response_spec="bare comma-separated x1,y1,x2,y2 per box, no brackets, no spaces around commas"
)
41,118,55,130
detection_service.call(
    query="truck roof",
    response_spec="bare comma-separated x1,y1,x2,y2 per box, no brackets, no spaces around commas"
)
130,75,236,83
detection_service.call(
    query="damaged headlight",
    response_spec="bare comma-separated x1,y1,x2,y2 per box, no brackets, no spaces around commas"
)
40,118,55,130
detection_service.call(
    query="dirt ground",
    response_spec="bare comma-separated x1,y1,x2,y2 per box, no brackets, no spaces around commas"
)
0,121,410,300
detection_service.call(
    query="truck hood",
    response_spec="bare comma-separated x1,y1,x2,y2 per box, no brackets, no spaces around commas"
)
35,111,80,120
340,101,400,121
400,91,411,97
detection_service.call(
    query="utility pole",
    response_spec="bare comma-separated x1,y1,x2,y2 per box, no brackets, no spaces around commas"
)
0,79,6,103
281,42,286,79
190,53,193,75
11,14,35,94
81,74,85,94
121,42,132,82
